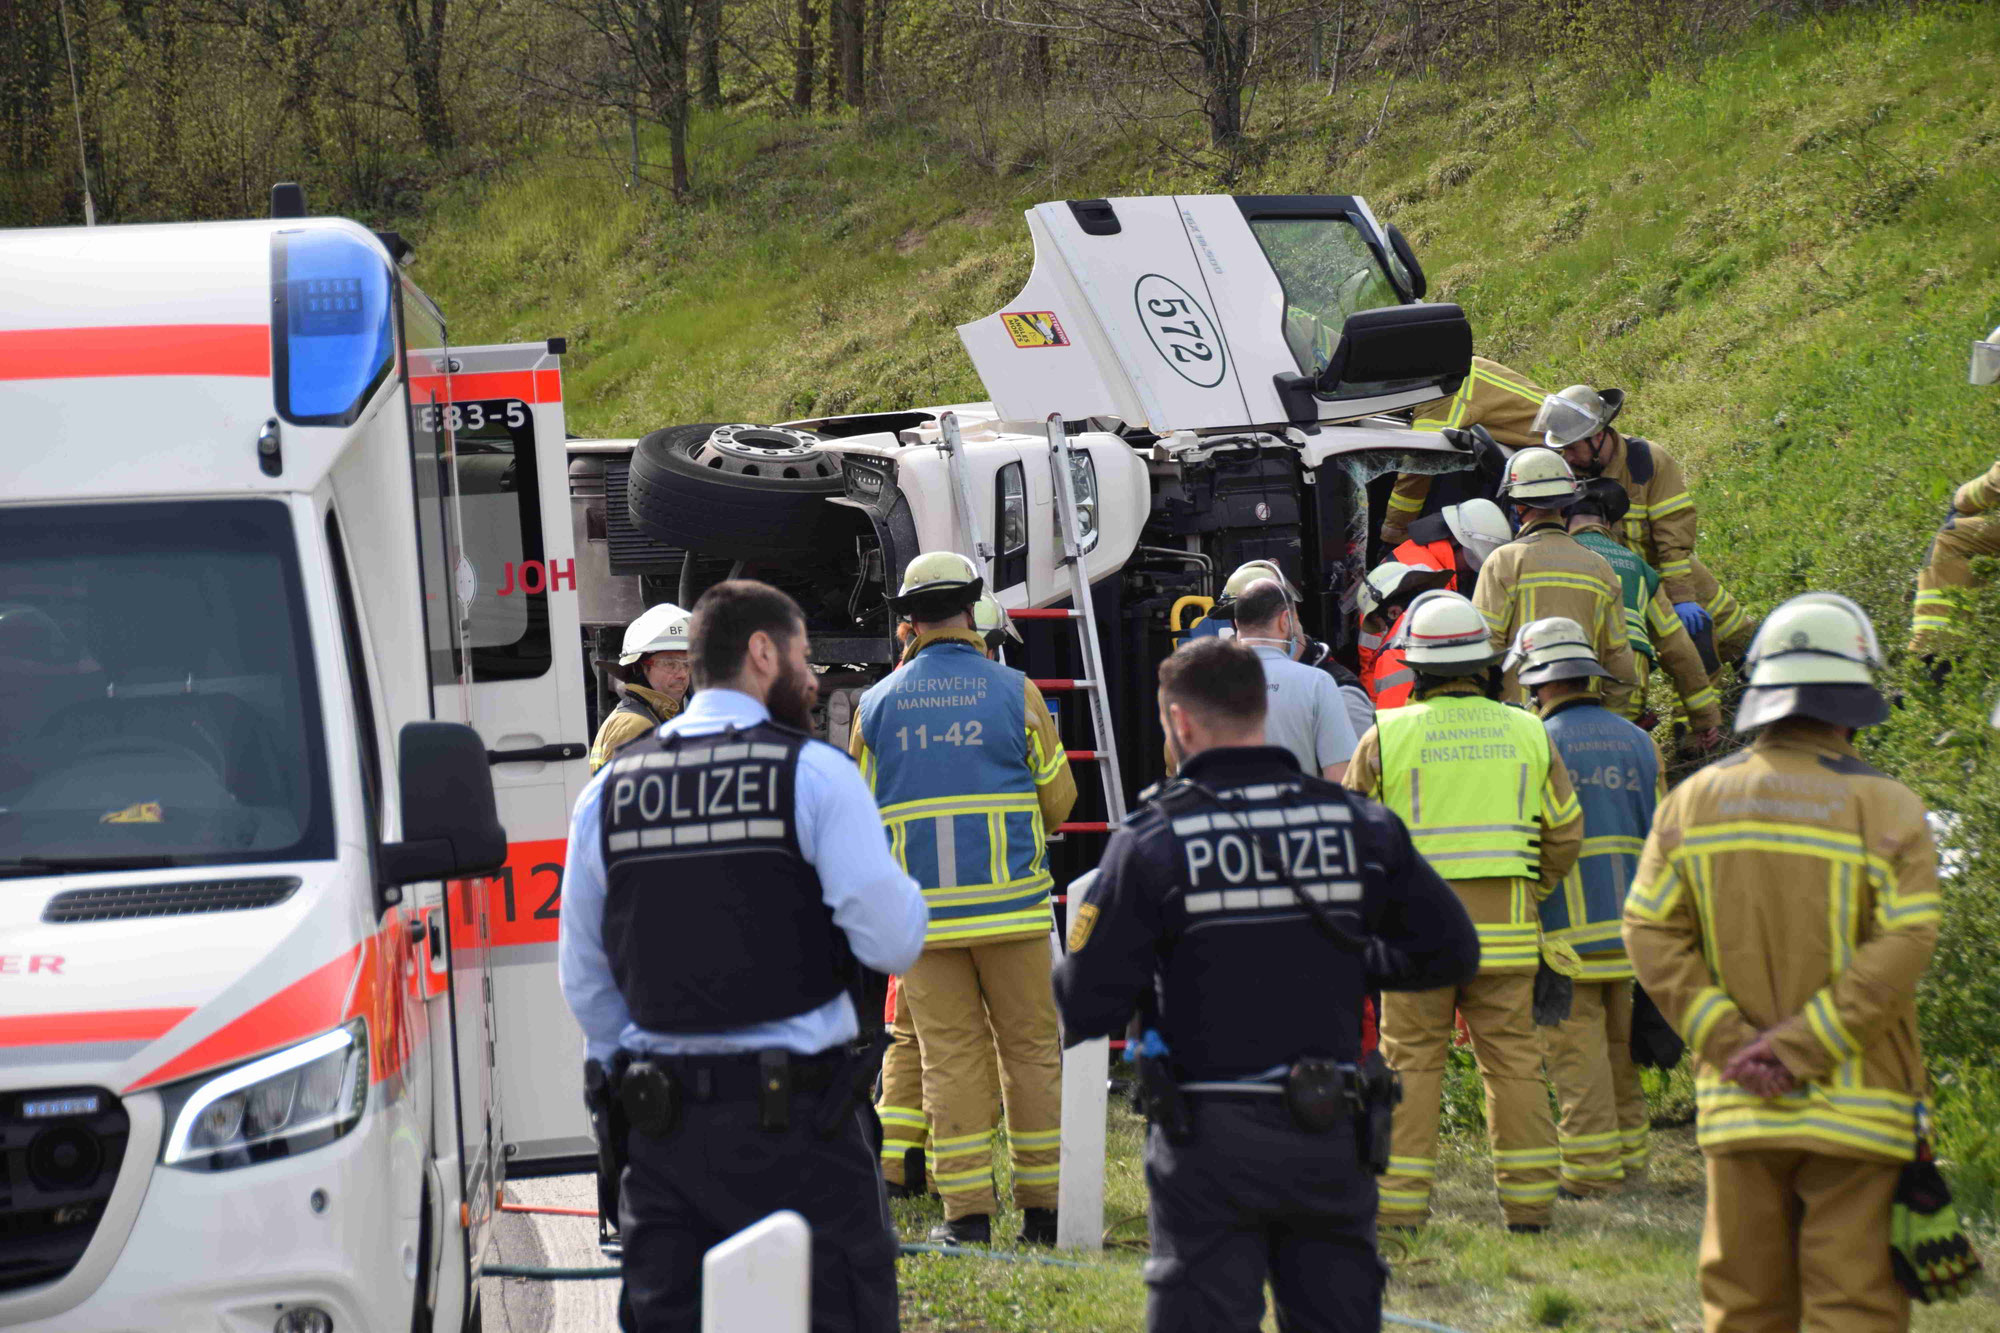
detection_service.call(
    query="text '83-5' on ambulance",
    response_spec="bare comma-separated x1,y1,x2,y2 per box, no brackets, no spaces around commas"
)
0,205,588,1332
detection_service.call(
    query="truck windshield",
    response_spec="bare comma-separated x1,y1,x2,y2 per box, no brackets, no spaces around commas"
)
0,500,332,872
1248,216,1404,378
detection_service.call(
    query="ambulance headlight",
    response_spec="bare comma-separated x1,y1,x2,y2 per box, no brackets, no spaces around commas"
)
159,1021,367,1170
1067,450,1100,554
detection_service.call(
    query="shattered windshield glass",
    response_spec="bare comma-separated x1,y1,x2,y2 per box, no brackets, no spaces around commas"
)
1249,217,1404,378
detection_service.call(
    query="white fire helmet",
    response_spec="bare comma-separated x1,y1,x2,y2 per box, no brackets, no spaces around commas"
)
1734,592,1889,733
1441,498,1513,568
1505,616,1614,685
1393,590,1503,675
1222,559,1302,603
618,602,692,665
971,593,1021,648
1356,561,1451,623
1497,447,1581,505
893,550,984,616
1532,384,1625,448
1971,323,2000,386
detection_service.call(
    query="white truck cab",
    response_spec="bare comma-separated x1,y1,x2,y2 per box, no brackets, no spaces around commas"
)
0,212,556,1333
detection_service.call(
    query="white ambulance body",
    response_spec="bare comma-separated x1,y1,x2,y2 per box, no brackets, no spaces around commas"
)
0,216,570,1331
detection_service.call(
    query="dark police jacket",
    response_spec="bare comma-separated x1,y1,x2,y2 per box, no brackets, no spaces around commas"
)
1053,746,1479,1082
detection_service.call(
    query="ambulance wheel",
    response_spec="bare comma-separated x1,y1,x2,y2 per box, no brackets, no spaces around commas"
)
628,421,846,561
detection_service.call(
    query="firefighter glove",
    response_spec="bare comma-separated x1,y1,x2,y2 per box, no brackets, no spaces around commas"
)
1674,601,1713,637
1891,1157,1985,1303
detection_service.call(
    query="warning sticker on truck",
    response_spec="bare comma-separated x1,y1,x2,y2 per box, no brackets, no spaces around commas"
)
1001,311,1069,349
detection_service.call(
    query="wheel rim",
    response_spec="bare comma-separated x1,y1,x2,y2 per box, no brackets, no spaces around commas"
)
687,424,838,481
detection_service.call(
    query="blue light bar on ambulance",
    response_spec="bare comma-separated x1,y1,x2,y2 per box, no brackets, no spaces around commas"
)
271,229,397,427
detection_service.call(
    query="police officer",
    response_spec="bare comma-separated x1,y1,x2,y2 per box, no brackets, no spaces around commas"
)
875,593,1010,1199
559,579,929,1331
1055,637,1479,1332
1625,593,1946,1332
850,553,1075,1246
1507,617,1663,1196
1345,590,1583,1233
589,602,693,773
1230,578,1361,781
1475,448,1638,713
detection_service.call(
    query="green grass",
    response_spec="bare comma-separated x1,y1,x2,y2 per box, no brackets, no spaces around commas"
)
404,4,2000,1325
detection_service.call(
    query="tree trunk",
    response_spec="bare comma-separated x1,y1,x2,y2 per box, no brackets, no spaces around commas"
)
824,0,841,109
393,0,455,153
840,0,863,109
792,0,817,110
698,0,722,108
867,0,887,105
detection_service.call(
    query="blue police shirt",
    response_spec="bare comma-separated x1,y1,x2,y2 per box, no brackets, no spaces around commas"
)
559,688,929,1063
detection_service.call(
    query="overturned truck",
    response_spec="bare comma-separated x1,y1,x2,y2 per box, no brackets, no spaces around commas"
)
569,194,1484,805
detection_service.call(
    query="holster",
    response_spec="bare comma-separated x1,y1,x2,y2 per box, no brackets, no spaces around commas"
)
1138,1053,1195,1146
584,1054,632,1241
1353,1051,1402,1176
620,1058,683,1140
812,1027,887,1140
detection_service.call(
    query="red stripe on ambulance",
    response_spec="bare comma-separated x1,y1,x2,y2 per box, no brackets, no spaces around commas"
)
0,324,271,380
126,945,363,1092
405,368,562,405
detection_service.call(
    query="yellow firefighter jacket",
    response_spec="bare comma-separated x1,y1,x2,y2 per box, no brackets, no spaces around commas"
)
1582,429,1710,607
1623,720,1940,1163
586,682,682,773
1346,681,1583,974
1953,456,2000,515
1382,357,1550,541
1473,519,1638,716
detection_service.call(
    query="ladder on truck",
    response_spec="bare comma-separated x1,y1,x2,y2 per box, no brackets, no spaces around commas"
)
936,412,1122,1252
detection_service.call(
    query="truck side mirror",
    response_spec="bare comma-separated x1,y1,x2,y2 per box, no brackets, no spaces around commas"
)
1272,303,1473,425
379,722,509,888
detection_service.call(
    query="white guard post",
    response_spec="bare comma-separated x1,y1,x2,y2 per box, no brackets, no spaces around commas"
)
700,1210,811,1333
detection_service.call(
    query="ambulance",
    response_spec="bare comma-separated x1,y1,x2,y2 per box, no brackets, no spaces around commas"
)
0,208,576,1332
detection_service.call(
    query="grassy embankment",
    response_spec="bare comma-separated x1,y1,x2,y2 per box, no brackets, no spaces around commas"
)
415,5,2000,1328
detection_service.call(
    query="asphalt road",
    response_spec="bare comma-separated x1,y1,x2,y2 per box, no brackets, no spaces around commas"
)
481,1173,619,1332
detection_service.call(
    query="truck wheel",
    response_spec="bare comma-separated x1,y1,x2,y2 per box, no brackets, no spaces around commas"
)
628,422,847,561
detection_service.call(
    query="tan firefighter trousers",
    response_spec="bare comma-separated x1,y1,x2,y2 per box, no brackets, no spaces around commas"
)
876,980,927,1188
900,935,1062,1220
1540,979,1650,1196
1379,974,1560,1228
1700,1148,1909,1333
1909,510,1999,654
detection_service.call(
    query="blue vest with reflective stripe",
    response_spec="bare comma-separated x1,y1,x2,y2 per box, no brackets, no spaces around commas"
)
857,640,1050,945
1539,701,1658,968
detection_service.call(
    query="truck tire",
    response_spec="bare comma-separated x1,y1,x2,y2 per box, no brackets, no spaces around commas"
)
628,422,847,561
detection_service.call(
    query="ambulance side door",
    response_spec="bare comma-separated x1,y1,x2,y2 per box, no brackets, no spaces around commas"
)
447,340,597,1166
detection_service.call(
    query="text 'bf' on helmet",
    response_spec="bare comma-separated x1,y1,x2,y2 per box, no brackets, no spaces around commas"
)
1497,447,1580,505
1506,616,1616,685
1532,384,1626,449
1734,592,1888,734
1394,590,1503,676
618,602,692,665
894,551,984,621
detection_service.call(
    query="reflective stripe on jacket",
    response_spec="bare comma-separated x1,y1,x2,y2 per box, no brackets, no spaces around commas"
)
1391,536,1461,593
1623,721,1940,1163
1361,609,1417,710
1384,357,1551,534
1954,456,2000,515
1474,520,1638,716
852,631,1075,947
1538,698,1663,980
1349,687,1583,973
1573,524,1721,729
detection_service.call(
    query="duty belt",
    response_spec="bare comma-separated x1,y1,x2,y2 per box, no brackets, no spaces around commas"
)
620,1047,844,1102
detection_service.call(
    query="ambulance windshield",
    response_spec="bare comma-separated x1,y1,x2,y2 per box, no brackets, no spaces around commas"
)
0,500,333,872
1248,216,1404,378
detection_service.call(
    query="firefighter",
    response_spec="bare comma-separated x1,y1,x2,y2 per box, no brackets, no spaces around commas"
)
1907,322,2000,676
558,580,929,1332
1535,384,1756,663
1390,497,1514,600
850,552,1077,1246
1506,618,1662,1196
1625,592,1945,1333
1382,356,1552,545
1568,478,1723,747
1230,578,1360,781
587,602,692,773
1346,591,1583,1232
1055,637,1480,1332
1475,448,1638,714
875,592,1012,1198
1355,561,1453,710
